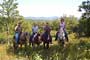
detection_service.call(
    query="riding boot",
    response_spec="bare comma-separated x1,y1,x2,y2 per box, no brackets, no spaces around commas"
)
64,30,69,42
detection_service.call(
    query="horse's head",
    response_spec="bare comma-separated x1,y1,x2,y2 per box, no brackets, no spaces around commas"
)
34,33,41,39
24,32,30,40
33,33,42,43
37,33,40,36
37,33,41,40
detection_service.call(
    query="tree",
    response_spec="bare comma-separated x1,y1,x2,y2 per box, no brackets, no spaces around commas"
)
0,0,20,32
0,0,19,19
79,0,90,18
51,19,59,31
78,0,90,36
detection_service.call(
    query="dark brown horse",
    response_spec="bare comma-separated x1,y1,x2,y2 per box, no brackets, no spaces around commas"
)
13,32,30,50
41,32,52,49
29,33,42,48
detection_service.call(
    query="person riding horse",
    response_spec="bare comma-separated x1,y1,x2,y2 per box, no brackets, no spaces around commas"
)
30,23,41,47
14,22,30,51
30,23,39,41
55,18,68,42
14,22,22,44
44,23,52,41
42,22,52,48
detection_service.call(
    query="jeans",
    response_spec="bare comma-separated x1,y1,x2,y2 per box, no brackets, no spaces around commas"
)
15,32,20,43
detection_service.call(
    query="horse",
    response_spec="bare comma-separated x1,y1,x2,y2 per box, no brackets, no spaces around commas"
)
57,28,66,47
13,32,30,50
29,33,41,48
41,32,52,49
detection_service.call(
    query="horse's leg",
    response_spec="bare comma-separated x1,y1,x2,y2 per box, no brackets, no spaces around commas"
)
13,36,18,52
46,42,49,49
25,42,27,48
32,42,33,47
62,39,65,47
66,36,69,42
59,39,63,46
55,32,58,41
20,42,22,48
32,42,35,49
65,32,69,42
29,39,32,47
29,41,31,46
29,36,32,47
24,42,27,55
43,42,45,48
13,42,16,52
49,35,52,44
37,42,40,47
13,40,15,49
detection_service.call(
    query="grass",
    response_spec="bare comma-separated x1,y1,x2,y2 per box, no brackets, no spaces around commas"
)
0,33,90,60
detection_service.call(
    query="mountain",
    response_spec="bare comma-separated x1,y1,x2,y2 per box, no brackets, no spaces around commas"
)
25,16,58,20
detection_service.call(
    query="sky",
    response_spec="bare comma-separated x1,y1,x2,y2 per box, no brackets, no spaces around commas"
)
17,0,85,18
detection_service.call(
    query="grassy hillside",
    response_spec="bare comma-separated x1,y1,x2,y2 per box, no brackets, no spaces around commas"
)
0,33,90,60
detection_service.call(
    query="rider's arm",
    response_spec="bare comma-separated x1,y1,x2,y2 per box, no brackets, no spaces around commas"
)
15,26,18,31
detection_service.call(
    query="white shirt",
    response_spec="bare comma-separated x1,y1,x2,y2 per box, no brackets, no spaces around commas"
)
32,26,38,33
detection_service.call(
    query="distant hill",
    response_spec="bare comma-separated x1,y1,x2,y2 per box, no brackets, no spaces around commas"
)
25,16,58,20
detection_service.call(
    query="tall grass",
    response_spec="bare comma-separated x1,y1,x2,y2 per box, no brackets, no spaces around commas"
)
0,33,90,60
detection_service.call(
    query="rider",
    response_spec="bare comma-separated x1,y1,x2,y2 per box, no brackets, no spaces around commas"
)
43,22,52,42
55,18,68,41
31,23,39,40
15,22,22,43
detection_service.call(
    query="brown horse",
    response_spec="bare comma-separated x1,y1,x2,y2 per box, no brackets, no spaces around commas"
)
29,33,41,48
13,32,30,50
41,32,52,49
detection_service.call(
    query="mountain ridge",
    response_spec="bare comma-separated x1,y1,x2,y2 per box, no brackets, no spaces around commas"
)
25,16,59,20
